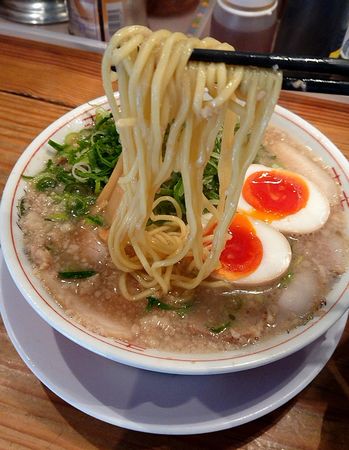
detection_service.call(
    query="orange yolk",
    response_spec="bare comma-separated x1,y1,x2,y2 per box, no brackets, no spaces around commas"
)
242,169,309,222
215,212,263,281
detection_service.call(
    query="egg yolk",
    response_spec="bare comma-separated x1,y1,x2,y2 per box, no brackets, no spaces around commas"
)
215,212,263,281
242,169,309,221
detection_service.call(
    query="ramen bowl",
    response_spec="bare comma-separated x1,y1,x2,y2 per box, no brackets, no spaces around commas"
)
1,95,349,375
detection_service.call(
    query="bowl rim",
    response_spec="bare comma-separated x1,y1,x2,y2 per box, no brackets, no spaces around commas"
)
1,95,349,375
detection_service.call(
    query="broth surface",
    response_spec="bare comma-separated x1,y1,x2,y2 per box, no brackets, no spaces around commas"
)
20,127,349,352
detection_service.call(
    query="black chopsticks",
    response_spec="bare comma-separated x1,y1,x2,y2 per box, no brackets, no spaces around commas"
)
110,49,349,95
190,49,349,75
281,74,349,95
189,49,349,95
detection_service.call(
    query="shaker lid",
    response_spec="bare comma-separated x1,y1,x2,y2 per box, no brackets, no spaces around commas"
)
223,0,277,9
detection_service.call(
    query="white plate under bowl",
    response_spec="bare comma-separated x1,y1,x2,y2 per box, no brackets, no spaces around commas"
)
0,253,347,435
1,95,349,375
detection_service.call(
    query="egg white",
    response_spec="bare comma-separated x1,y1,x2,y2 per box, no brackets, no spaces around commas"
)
227,217,292,286
238,164,330,234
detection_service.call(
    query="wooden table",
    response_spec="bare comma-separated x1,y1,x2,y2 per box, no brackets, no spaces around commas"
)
1,35,349,449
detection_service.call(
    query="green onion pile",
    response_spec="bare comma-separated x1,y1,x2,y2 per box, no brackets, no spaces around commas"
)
24,109,122,225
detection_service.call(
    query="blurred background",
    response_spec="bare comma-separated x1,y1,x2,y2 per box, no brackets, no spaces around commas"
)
0,0,348,58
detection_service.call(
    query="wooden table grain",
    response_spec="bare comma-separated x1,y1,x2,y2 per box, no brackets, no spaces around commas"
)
0,35,349,450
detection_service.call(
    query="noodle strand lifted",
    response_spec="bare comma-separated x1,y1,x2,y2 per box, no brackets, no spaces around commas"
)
99,26,282,300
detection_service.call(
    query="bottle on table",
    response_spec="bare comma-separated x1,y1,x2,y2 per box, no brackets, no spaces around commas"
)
67,0,148,41
210,0,278,53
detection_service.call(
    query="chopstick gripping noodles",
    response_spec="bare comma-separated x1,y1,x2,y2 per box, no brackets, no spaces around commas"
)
99,26,282,300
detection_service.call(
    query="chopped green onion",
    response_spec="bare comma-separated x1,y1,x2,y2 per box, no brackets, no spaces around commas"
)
45,213,69,222
209,322,231,334
66,196,90,217
209,314,235,334
174,177,184,200
58,270,97,279
48,139,65,152
95,115,111,130
85,214,104,226
146,296,192,317
64,132,80,146
35,176,57,191
64,182,90,196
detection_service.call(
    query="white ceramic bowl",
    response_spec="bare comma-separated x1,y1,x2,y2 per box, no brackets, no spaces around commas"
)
1,95,349,375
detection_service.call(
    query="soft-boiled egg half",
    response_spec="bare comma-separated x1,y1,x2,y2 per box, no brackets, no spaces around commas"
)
238,164,330,234
213,212,292,286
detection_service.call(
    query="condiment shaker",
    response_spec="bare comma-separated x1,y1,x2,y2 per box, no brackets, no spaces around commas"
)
210,0,278,53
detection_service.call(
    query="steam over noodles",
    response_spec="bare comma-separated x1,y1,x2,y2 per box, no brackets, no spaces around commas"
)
99,26,282,300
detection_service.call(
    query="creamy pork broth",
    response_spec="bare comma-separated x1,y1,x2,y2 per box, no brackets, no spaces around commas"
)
19,127,349,353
